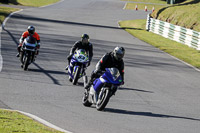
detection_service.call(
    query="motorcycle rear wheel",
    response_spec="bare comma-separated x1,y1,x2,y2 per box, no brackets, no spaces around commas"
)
82,90,92,107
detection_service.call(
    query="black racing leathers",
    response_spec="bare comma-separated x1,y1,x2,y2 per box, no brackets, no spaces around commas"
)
85,52,124,89
95,52,124,81
69,41,93,61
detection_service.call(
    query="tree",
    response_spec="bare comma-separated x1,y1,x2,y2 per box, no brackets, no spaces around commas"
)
0,0,9,3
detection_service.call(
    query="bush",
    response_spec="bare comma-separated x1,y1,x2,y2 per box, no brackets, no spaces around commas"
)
0,0,9,3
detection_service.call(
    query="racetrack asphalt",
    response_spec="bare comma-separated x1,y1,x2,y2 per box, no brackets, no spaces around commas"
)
0,0,200,133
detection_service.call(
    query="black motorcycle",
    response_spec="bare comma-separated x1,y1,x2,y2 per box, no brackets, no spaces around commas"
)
20,36,38,70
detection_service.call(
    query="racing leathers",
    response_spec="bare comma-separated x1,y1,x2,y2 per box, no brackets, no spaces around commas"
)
85,52,124,89
67,41,93,66
17,31,40,56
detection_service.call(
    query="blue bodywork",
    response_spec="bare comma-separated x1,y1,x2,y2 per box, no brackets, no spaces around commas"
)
68,49,89,80
93,68,122,92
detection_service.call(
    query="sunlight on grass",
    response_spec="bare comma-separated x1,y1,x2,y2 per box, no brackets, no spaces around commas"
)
119,19,200,68
0,109,63,133
17,0,60,7
0,6,19,24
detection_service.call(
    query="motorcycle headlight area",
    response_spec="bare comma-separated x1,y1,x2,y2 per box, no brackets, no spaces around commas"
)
75,52,89,63
108,68,120,81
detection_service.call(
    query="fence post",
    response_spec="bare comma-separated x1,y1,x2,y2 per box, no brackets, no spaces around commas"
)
146,14,151,31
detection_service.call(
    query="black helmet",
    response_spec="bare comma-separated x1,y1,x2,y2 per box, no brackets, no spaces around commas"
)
81,34,89,46
81,34,89,39
28,25,35,35
113,46,125,61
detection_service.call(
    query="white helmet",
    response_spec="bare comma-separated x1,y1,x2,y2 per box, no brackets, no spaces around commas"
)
113,46,125,61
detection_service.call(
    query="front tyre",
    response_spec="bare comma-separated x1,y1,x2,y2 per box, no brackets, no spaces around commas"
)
96,87,110,111
24,53,31,71
73,66,81,85
20,51,24,64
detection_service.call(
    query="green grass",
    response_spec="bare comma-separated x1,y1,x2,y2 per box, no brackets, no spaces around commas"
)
125,3,167,11
121,0,167,4
16,0,60,7
0,0,61,24
0,109,64,133
151,0,200,31
119,19,200,68
0,0,60,7
0,6,19,24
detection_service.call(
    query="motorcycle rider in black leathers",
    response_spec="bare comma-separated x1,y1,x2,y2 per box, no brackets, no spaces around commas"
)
85,46,125,90
66,34,93,70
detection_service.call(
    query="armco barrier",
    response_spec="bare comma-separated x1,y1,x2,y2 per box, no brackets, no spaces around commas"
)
146,14,200,50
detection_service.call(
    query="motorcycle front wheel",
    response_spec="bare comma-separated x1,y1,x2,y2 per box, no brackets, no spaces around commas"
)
20,51,24,64
24,52,31,71
96,87,110,111
73,66,81,85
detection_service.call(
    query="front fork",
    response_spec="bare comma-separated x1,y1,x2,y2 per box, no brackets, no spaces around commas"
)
69,63,86,79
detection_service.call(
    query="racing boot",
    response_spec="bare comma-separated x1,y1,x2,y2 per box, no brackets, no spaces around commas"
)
65,65,69,71
85,80,93,90
16,46,21,57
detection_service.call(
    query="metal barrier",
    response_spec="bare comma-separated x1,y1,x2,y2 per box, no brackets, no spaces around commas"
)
146,14,200,50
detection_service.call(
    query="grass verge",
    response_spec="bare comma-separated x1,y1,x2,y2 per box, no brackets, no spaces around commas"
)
0,0,60,7
125,3,167,11
119,19,200,69
0,1,63,133
151,0,200,31
0,109,63,133
16,0,60,7
121,0,167,4
0,6,19,24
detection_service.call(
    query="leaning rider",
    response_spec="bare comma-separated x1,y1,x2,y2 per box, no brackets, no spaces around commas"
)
66,34,93,70
85,46,125,90
16,25,40,57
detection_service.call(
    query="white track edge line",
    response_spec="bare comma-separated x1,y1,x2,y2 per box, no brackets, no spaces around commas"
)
1,2,72,133
39,0,65,8
117,21,200,72
123,2,127,10
0,26,2,72
0,9,23,72
2,109,72,133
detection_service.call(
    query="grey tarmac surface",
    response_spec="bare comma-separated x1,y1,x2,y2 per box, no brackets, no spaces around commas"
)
0,0,200,133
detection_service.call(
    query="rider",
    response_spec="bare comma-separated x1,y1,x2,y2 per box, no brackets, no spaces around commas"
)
85,46,125,90
66,34,93,70
16,25,40,57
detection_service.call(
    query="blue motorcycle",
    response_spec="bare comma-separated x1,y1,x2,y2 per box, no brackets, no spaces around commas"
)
82,67,122,111
68,49,89,85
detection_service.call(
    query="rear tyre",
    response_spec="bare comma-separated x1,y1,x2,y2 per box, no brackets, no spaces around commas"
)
73,66,81,85
82,90,92,107
96,87,110,111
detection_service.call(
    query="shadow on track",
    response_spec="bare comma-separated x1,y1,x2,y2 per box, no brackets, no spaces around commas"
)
32,62,61,85
104,108,200,121
29,68,66,75
3,27,19,47
119,87,154,93
11,14,123,30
